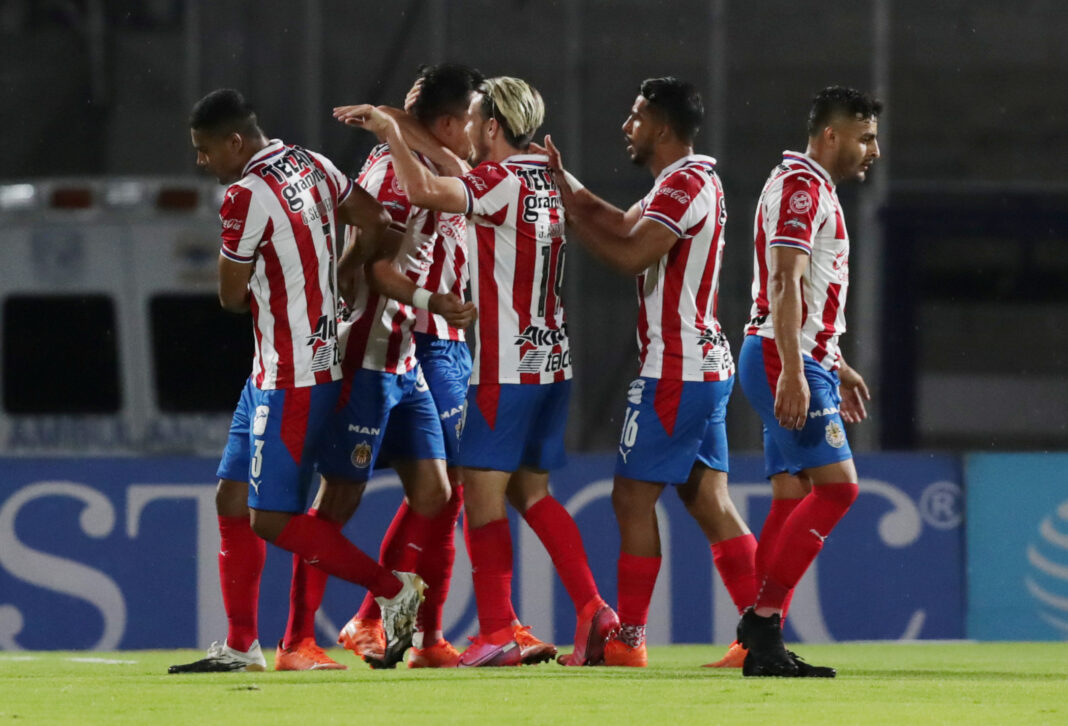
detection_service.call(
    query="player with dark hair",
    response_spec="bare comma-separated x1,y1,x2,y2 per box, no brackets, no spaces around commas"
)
734,85,880,677
543,76,757,667
170,88,426,673
336,76,620,668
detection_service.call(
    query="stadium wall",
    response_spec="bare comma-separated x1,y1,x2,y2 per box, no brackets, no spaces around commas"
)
0,452,977,650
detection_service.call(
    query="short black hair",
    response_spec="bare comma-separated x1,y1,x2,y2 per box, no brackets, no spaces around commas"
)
639,77,703,144
807,86,883,137
410,63,484,124
189,88,261,138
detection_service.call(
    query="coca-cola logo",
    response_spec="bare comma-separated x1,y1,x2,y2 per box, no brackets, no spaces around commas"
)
656,186,691,205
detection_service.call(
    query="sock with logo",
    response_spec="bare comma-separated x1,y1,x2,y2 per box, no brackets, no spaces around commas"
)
218,515,266,653
282,508,340,649
468,518,515,637
416,483,464,638
755,482,858,611
522,496,600,613
711,533,758,614
616,552,661,641
275,512,402,600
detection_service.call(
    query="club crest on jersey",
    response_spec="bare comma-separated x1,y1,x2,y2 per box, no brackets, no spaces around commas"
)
789,190,813,215
253,406,270,436
627,379,646,405
825,421,846,449
351,441,373,468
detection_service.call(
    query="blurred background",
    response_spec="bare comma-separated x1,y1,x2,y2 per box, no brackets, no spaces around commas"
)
1,1,1067,650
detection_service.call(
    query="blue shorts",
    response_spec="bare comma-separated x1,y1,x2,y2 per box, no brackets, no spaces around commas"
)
614,376,733,484
737,335,853,479
458,381,570,472
414,332,472,466
316,366,446,482
217,378,342,512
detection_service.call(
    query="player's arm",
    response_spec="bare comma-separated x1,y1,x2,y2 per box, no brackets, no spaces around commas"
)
365,254,477,329
836,356,871,423
544,135,672,275
768,246,811,430
376,105,470,177
334,105,469,213
335,183,393,270
218,257,252,313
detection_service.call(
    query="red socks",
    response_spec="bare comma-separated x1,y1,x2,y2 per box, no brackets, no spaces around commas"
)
218,515,266,652
355,502,427,621
710,533,758,614
417,484,465,637
755,482,858,612
281,508,338,649
616,552,661,627
522,496,600,612
468,518,515,636
275,512,401,600
756,497,803,618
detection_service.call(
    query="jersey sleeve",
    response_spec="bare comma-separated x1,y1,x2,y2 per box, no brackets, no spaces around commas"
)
307,150,354,205
357,153,412,230
640,168,709,238
764,173,823,254
219,183,269,263
459,162,515,218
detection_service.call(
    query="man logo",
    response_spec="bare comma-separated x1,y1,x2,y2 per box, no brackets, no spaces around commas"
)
252,406,270,436
788,190,813,215
351,442,373,469
825,421,846,448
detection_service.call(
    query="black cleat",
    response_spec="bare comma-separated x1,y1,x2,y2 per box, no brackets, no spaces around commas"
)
787,650,836,678
168,640,267,674
736,609,798,677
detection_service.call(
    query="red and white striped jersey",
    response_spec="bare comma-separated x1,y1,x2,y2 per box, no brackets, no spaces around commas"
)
459,155,571,385
635,154,733,382
219,139,349,390
406,202,468,342
745,151,850,371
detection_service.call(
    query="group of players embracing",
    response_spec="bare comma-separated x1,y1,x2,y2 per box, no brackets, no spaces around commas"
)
170,61,881,679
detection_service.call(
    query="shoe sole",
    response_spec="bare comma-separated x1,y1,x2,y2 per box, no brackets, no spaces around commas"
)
457,642,521,667
519,646,557,665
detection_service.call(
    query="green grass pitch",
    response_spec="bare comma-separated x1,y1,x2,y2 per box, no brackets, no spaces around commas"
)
1,643,1066,725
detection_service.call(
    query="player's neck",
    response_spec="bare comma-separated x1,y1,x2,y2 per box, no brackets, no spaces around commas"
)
648,143,693,178
803,143,839,184
239,135,270,170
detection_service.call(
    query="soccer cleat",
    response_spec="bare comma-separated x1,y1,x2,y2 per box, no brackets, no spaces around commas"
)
512,624,557,665
456,629,523,667
736,609,798,677
407,638,461,668
787,650,836,678
168,640,267,674
337,617,386,661
274,638,348,671
363,571,426,669
603,636,647,667
702,640,747,668
557,598,620,666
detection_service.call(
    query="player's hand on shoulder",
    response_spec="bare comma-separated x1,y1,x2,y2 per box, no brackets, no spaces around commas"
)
429,293,478,329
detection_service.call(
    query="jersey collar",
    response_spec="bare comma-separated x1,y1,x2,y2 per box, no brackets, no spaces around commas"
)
782,151,834,187
243,139,286,177
654,153,717,184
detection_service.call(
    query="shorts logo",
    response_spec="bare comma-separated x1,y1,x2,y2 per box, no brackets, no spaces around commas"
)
627,379,645,405
351,441,373,469
788,190,813,215
825,421,846,449
809,406,839,419
415,369,429,392
253,406,270,436
347,424,381,435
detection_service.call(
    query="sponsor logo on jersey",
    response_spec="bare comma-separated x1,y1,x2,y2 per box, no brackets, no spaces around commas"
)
697,328,728,348
789,190,813,215
809,406,840,419
517,348,571,374
221,217,244,231
252,406,270,436
833,248,849,282
627,379,646,405
351,441,373,468
522,192,560,223
784,218,807,231
347,424,381,435
463,173,488,193
656,186,692,205
514,324,568,347
825,420,846,448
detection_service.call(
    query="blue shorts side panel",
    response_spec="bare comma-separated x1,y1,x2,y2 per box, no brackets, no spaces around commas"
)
458,381,570,472
414,333,472,466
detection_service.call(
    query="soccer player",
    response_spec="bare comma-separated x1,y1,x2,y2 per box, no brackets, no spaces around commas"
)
543,77,757,668
169,89,425,673
308,63,481,669
337,76,620,667
733,86,880,677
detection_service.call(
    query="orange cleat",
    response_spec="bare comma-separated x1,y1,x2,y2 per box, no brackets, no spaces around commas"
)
407,638,461,668
337,617,385,661
274,638,348,671
557,598,620,666
456,627,523,667
702,640,747,668
603,637,647,667
512,624,557,665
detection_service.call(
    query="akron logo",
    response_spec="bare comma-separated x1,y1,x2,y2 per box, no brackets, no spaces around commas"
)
1025,498,1068,634
351,441,373,469
788,190,813,215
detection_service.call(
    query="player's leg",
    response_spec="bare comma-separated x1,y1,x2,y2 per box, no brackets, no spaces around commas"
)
758,471,810,623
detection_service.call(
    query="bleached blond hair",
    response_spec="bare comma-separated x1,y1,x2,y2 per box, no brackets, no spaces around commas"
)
479,76,545,149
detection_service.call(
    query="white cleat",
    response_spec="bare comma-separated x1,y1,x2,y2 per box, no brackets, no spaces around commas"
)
168,639,267,673
366,571,427,669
